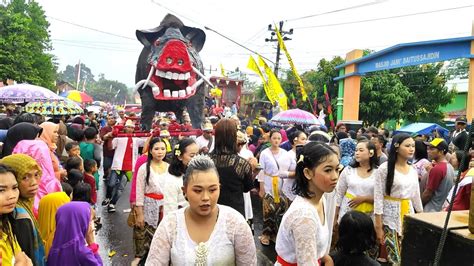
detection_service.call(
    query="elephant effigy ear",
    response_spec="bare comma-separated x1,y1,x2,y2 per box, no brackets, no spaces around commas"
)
136,13,206,52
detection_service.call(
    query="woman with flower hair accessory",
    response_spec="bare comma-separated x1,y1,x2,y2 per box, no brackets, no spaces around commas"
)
146,155,257,265
374,133,422,264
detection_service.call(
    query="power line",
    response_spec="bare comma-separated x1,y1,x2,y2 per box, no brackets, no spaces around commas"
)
52,42,138,53
204,26,275,64
52,38,139,46
285,0,387,22
296,4,474,29
150,0,203,27
47,16,136,40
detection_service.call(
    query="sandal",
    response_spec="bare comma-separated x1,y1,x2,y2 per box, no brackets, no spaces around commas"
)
259,235,270,246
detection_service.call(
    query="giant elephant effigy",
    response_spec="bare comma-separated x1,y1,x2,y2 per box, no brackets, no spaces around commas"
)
135,14,207,130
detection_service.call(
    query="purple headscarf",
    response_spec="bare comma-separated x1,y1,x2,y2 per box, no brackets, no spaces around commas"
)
47,202,103,266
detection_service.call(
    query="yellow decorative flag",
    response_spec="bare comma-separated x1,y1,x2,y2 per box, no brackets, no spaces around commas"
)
220,63,226,77
258,56,288,110
247,56,272,102
275,25,308,101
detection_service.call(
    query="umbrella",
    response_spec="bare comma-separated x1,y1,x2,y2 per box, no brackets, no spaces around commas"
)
394,122,449,139
60,90,93,103
25,98,83,116
270,108,321,125
0,83,61,103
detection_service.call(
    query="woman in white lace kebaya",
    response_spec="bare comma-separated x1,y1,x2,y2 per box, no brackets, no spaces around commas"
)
374,133,423,265
258,129,296,246
135,138,170,258
275,142,339,266
146,155,257,265
335,140,378,223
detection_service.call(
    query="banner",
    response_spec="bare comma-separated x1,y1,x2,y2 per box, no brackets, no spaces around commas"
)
323,84,335,129
247,56,280,109
275,26,308,101
258,56,288,110
220,63,226,77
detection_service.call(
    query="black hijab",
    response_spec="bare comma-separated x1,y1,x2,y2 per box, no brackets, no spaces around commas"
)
2,122,43,157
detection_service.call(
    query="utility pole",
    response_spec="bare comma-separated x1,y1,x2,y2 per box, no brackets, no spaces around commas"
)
265,21,293,77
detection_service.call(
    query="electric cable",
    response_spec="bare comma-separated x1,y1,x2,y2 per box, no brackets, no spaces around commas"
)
296,4,474,29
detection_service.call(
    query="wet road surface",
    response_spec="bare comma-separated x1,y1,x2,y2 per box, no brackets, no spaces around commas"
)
95,182,277,265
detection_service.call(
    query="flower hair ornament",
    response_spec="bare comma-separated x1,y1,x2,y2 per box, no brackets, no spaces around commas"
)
393,143,400,148
297,154,305,164
174,144,181,156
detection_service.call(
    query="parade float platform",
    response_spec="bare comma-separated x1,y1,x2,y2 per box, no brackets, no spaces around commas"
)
401,211,474,265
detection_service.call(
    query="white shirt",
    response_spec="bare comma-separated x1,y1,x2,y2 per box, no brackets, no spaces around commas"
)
111,137,146,171
335,166,375,222
374,162,423,235
275,196,329,265
145,205,257,266
258,148,296,200
195,135,215,153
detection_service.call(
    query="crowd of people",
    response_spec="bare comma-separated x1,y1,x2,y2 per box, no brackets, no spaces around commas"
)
0,107,472,265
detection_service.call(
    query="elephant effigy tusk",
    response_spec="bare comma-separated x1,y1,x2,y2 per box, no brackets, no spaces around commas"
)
141,65,156,90
134,79,160,95
191,78,205,90
191,66,214,88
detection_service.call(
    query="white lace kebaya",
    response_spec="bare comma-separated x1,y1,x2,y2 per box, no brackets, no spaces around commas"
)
145,205,257,265
374,162,423,235
275,196,329,265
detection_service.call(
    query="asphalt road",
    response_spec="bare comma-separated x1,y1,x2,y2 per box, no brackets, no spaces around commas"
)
95,181,276,266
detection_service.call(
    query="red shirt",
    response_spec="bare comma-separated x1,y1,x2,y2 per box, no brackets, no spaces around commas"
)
100,126,115,158
83,173,97,204
122,137,133,171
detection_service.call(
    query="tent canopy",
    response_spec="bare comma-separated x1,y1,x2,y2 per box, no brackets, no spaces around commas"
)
394,123,449,139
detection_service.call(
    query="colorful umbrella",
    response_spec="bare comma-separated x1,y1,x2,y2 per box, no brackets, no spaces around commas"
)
25,98,83,116
0,83,61,103
270,108,321,125
60,90,93,103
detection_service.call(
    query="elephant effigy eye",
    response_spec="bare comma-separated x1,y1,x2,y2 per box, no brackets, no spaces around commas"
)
177,59,184,66
166,57,173,64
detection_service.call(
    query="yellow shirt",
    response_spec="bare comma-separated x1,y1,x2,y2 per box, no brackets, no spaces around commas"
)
1,230,22,266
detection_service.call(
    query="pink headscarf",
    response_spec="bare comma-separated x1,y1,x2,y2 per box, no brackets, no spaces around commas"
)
13,140,62,216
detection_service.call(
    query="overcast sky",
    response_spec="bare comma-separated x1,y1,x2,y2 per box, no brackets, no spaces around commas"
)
37,0,473,87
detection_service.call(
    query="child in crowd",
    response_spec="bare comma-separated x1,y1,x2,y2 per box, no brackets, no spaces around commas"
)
65,142,81,158
80,127,101,189
61,182,73,199
66,169,84,188
330,211,380,266
83,159,98,205
72,182,92,204
65,156,84,172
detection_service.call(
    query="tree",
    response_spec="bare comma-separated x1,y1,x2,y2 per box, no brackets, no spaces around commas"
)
445,58,469,80
396,63,456,123
359,71,410,127
58,63,95,86
0,0,56,88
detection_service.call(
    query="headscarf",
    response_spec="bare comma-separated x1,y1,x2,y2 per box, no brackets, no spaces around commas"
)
2,154,46,266
47,202,102,266
39,122,59,151
1,154,42,227
340,138,356,167
2,122,42,157
56,121,68,158
0,117,13,129
39,122,61,180
13,140,62,213
38,192,70,256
